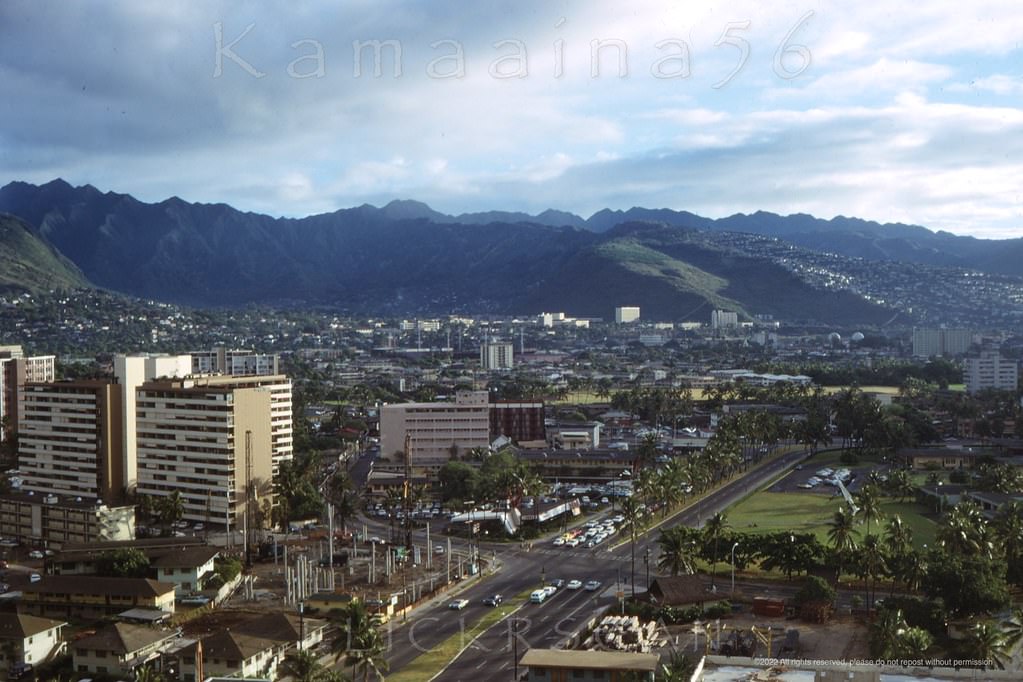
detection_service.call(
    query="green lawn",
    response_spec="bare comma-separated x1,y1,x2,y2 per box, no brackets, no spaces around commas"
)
727,491,937,549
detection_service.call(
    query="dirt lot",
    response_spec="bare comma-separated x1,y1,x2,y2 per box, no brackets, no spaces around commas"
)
666,612,870,661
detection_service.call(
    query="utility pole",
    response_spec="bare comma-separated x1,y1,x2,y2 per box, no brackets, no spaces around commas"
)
243,430,252,568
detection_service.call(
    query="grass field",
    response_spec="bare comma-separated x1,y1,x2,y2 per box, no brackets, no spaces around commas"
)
727,491,938,549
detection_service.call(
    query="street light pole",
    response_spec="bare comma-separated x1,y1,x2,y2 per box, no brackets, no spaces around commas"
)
730,542,740,598
644,547,651,591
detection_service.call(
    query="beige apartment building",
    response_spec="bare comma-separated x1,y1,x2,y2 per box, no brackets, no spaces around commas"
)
379,390,491,473
134,377,274,527
0,345,56,441
18,380,124,504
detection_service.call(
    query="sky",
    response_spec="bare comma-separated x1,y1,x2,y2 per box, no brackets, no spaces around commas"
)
1,1,1022,238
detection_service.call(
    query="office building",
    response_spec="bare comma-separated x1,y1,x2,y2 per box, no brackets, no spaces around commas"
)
711,309,739,329
380,390,491,473
134,376,274,527
0,345,56,442
190,346,280,376
964,350,1019,394
912,328,974,357
18,380,124,504
615,306,640,324
480,341,514,370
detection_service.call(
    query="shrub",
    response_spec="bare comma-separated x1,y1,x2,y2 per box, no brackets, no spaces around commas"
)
704,601,731,618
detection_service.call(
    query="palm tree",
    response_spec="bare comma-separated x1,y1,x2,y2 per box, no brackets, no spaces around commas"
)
620,496,642,598
657,527,697,576
861,534,888,612
869,607,907,659
332,601,388,681
281,649,325,682
702,512,730,590
1001,608,1023,654
827,507,859,579
882,515,913,595
938,501,990,557
855,485,884,538
325,471,361,536
966,621,1011,670
993,501,1023,582
382,487,404,543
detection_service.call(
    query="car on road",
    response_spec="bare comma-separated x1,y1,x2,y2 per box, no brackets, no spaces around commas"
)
482,594,503,606
584,580,602,592
434,544,445,554
543,585,557,598
28,550,43,560
369,536,385,544
29,573,41,583
566,579,583,590
448,599,469,610
549,579,565,589
612,515,625,524
565,538,580,548
552,537,565,547
529,589,548,603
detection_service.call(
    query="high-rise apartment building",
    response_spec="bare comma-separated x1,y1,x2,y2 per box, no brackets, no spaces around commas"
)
912,328,974,357
114,355,192,493
615,307,641,324
0,345,56,442
190,347,280,376
711,310,739,329
964,351,1019,394
134,377,274,527
18,380,124,504
480,341,514,370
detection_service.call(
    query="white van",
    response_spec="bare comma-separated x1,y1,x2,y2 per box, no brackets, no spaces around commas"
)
529,589,548,604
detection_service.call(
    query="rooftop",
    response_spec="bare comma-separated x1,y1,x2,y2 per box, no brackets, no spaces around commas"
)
519,648,659,672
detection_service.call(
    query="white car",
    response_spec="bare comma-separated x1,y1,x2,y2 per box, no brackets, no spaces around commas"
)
584,580,602,591
543,585,557,597
612,515,625,524
28,550,44,560
565,538,581,548
552,537,565,547
448,599,469,610
566,579,583,590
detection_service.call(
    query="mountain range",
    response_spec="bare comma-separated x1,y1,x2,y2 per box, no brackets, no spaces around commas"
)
0,179,1019,325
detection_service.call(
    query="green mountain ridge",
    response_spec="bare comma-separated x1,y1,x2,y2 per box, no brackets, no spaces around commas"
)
0,213,89,294
0,180,903,324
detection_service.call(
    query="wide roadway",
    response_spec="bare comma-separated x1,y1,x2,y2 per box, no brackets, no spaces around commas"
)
384,447,809,679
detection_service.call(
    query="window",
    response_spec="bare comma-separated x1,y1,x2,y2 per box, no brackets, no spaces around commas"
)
226,660,238,668
95,650,107,658
572,670,585,679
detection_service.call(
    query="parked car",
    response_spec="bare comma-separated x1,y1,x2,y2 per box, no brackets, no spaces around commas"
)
28,550,43,560
448,599,469,610
434,544,446,554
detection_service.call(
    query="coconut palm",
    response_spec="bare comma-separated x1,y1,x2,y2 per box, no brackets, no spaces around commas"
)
882,515,914,594
938,501,990,557
993,501,1023,582
657,527,698,577
855,485,884,538
861,534,888,612
280,649,325,682
966,621,1011,670
702,512,730,590
827,507,859,579
332,600,388,681
621,495,643,598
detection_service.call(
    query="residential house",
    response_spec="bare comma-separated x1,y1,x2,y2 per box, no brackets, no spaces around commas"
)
20,576,176,621
0,613,66,680
72,623,179,678
171,612,326,682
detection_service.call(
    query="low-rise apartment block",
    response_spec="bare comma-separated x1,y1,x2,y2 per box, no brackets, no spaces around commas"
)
0,493,134,550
